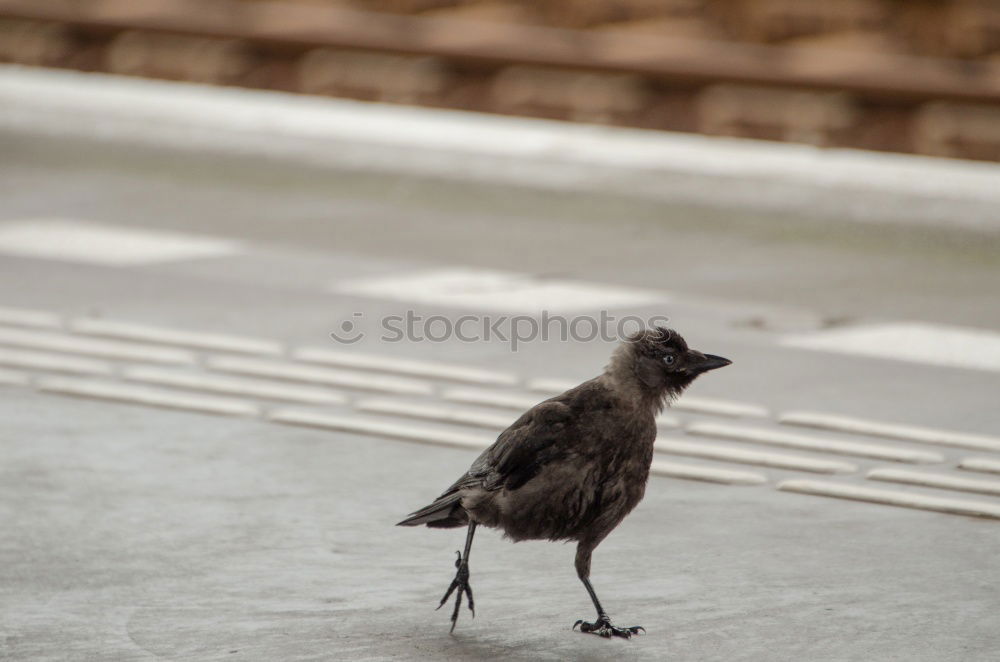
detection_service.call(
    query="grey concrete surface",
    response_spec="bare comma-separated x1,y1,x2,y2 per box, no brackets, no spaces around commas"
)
2,82,1000,661
1,127,999,435
3,389,999,662
2,129,999,331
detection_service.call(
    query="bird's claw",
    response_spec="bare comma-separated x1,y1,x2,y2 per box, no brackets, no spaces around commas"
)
573,616,644,639
436,550,474,632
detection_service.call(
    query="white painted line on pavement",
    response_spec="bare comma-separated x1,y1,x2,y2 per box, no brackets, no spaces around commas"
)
441,387,542,411
445,386,683,427
778,479,1000,520
382,388,681,429
272,408,765,485
0,306,62,328
269,409,491,451
0,367,29,385
958,458,1000,475
72,318,283,355
0,347,114,376
527,377,765,419
867,468,1000,497
123,366,347,405
38,376,259,417
294,346,517,386
656,438,857,474
687,421,945,464
650,460,767,486
656,414,683,429
207,355,433,396
780,411,1000,453
334,268,665,313
781,322,1000,373
354,398,514,430
525,378,577,394
0,326,195,365
671,396,769,419
0,219,241,266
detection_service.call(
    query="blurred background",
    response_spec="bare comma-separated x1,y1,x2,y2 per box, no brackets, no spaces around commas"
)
2,2,1000,661
3,0,1000,160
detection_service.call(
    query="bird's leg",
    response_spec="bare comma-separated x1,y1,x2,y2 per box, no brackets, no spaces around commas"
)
573,577,645,638
572,542,644,639
436,521,476,632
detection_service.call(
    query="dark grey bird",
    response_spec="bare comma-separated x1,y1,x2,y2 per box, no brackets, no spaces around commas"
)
397,327,731,638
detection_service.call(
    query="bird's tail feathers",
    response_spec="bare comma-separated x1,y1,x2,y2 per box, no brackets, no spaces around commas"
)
396,492,465,527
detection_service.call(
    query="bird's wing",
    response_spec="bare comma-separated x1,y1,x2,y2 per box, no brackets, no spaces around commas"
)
464,398,577,491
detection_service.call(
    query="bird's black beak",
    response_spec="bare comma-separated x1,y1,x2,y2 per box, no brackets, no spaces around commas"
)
692,353,732,374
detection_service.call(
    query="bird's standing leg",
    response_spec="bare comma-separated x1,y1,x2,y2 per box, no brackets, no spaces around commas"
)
436,521,476,632
572,541,644,639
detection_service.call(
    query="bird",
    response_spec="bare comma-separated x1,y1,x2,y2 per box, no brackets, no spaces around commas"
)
397,327,732,638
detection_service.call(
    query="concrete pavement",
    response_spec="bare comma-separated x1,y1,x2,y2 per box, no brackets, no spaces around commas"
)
1,69,1000,661
4,388,1000,661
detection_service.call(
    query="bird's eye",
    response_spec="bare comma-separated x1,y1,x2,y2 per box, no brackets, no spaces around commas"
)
663,355,675,365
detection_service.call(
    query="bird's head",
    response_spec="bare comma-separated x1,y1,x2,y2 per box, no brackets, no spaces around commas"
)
610,326,731,404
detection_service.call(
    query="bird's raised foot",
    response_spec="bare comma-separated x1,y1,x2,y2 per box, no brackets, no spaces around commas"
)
573,616,644,639
436,551,474,633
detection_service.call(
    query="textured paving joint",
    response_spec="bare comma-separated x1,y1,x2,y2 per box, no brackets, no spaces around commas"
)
1,308,1000,523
